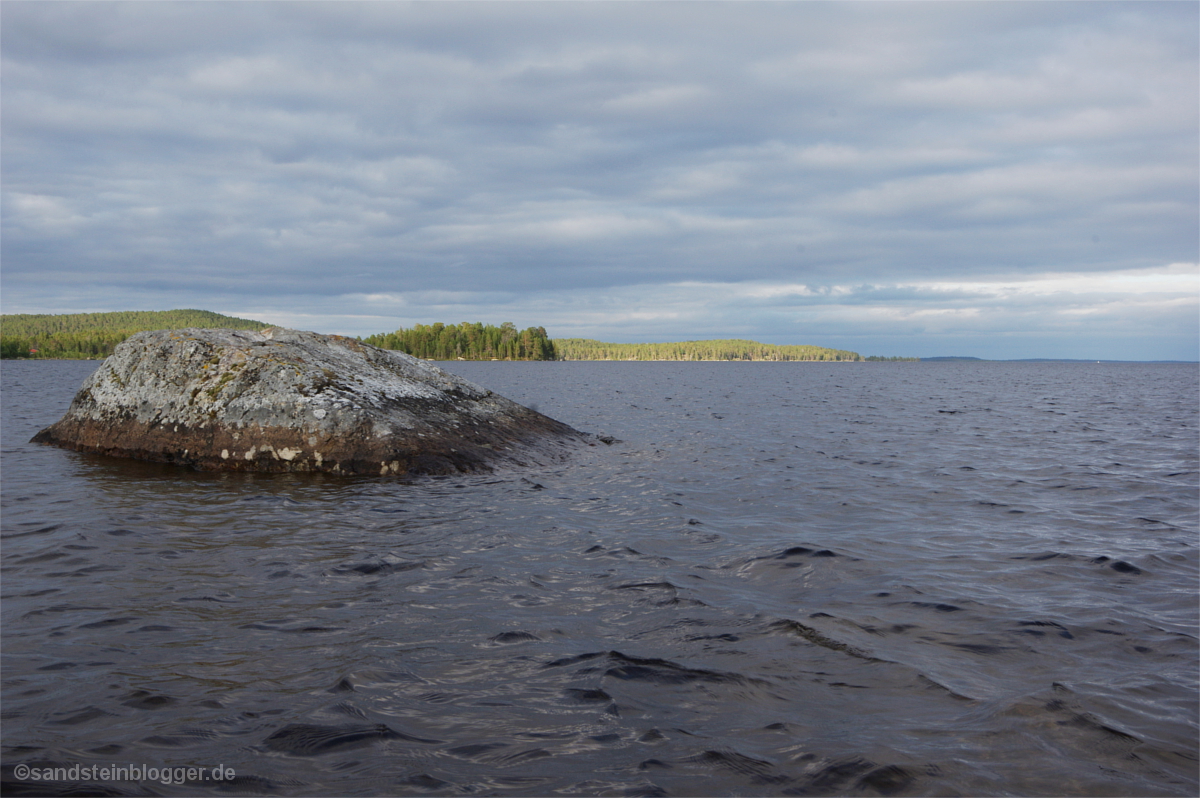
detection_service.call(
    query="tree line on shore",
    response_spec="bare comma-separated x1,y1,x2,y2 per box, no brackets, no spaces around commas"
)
362,322,556,361
0,310,268,359
1,311,915,362
554,338,864,361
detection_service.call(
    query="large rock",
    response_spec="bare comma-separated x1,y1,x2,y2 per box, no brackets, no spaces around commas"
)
32,327,590,475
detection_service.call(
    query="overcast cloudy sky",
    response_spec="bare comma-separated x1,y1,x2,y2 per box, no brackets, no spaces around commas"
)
2,1,1196,359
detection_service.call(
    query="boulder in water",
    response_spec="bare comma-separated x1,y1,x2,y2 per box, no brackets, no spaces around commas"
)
31,327,588,475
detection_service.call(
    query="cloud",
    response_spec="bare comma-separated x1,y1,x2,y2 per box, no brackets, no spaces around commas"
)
1,1,1196,360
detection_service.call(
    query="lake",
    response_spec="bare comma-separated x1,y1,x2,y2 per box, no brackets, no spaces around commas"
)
2,359,1196,796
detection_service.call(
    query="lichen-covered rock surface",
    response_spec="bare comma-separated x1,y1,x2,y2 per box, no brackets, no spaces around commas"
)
32,327,591,475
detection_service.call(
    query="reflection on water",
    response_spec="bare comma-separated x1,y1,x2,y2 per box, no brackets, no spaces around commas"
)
2,359,1197,796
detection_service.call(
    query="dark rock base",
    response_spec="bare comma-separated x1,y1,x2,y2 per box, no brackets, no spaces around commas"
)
33,408,586,476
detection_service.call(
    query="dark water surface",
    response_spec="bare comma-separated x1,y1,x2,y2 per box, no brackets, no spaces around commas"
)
2,359,1196,797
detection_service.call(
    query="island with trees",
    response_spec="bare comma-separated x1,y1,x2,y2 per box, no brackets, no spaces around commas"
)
363,322,556,361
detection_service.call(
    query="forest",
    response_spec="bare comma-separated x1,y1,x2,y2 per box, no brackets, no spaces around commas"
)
553,338,864,362
1,311,914,362
0,310,268,359
363,322,556,361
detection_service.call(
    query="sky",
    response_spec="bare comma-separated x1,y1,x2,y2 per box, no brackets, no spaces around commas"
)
2,1,1197,360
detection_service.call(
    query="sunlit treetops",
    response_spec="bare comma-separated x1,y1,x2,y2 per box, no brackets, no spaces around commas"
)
363,326,865,362
0,310,269,359
363,322,555,361
553,338,863,362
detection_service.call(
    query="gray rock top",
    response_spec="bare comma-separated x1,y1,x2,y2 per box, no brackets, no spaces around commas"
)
33,327,590,475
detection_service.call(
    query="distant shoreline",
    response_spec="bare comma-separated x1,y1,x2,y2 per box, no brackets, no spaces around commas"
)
919,357,1197,364
6,355,1195,365
1,311,1192,364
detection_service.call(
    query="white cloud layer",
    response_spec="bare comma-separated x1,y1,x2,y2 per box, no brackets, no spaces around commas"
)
1,1,1196,359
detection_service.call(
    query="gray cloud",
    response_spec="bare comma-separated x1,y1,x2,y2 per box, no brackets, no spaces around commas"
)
2,1,1196,358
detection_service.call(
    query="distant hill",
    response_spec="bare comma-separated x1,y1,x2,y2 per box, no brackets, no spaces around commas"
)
1,309,270,359
554,338,863,362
